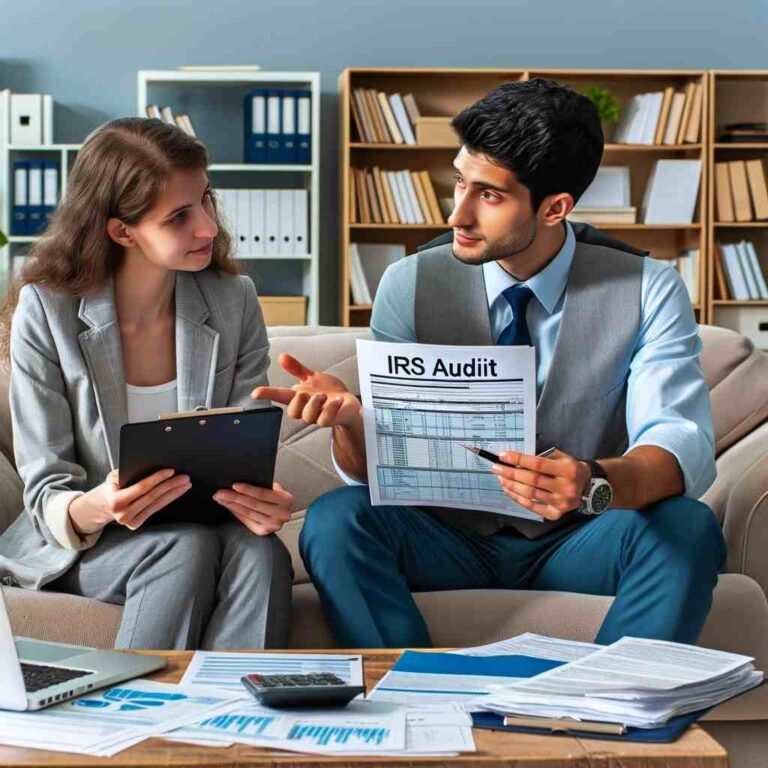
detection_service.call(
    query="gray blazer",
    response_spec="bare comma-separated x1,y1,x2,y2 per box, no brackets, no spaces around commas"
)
0,269,270,589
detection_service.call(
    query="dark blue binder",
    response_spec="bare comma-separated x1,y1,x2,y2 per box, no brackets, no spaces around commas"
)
244,88,267,164
42,160,59,227
279,90,297,163
11,161,30,236
295,89,312,165
389,650,727,743
264,89,283,164
27,161,45,235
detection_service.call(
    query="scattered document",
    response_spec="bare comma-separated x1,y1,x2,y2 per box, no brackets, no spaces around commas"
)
475,637,764,728
180,651,363,692
356,339,538,520
455,632,601,661
0,680,240,757
369,649,560,708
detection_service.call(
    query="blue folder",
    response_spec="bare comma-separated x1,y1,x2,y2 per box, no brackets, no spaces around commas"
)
391,650,713,743
243,88,267,164
11,160,30,236
295,89,311,165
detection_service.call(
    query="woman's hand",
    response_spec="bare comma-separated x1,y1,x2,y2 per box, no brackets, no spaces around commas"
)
251,353,362,429
68,468,191,536
213,481,294,536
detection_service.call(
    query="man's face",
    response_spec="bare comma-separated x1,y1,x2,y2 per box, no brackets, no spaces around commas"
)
447,147,538,265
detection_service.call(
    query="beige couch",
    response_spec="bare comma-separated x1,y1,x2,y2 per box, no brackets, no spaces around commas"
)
2,324,768,766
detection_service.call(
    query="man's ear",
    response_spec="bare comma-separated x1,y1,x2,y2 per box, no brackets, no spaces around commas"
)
540,193,574,225
106,218,135,248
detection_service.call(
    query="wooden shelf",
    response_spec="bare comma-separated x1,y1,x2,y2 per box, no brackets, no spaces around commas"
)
340,67,710,326
714,143,768,150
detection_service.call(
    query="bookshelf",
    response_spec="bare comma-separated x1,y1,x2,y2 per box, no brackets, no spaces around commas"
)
339,68,708,328
0,137,81,291
708,71,768,348
138,70,321,325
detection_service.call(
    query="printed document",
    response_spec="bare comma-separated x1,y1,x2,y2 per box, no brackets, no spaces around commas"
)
356,339,538,520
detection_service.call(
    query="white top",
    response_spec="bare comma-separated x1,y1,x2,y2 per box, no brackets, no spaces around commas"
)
126,379,178,423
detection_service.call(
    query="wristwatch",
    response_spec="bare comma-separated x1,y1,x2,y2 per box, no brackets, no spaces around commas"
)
579,459,613,516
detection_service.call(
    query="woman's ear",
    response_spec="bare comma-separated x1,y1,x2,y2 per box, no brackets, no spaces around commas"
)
106,217,135,248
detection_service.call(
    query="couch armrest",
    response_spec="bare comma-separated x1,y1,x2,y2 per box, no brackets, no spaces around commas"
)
721,430,768,596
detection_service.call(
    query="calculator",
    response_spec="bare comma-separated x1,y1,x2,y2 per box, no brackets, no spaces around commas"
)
240,672,366,709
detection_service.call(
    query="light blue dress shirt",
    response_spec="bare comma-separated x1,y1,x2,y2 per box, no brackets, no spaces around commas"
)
339,222,716,500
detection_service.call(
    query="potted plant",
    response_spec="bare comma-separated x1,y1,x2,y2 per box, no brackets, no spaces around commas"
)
583,86,621,143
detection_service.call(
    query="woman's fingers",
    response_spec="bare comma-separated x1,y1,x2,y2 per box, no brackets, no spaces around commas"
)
119,481,192,529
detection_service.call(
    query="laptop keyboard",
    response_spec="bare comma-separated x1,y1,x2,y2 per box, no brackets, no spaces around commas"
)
21,662,91,693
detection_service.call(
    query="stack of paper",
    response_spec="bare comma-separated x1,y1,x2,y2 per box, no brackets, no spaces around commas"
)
473,637,764,728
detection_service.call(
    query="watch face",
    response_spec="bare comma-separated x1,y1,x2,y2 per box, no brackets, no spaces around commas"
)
591,480,613,514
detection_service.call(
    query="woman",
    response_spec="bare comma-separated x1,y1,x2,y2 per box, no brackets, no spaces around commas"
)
0,117,293,650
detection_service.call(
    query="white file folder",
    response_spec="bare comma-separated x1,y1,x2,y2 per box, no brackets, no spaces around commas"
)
250,190,265,256
216,189,236,239
265,190,280,255
293,189,308,255
279,189,294,255
235,189,251,257
10,94,43,146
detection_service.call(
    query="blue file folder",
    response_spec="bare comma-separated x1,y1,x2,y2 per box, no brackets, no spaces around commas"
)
244,88,267,164
11,160,30,236
390,650,716,743
295,89,312,164
264,90,282,164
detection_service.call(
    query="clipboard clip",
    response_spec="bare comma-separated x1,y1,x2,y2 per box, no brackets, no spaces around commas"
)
158,406,246,421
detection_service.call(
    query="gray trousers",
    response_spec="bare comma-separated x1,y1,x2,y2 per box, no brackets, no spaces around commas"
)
48,522,293,650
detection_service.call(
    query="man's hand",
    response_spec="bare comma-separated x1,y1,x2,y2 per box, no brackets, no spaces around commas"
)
213,481,294,536
251,353,361,429
492,449,591,521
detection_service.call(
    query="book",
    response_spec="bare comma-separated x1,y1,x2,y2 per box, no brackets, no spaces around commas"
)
614,94,642,144
662,92,686,145
737,241,760,299
145,104,161,120
386,171,408,223
402,93,421,127
349,91,366,142
641,160,701,224
355,169,371,224
713,244,729,299
676,82,697,145
378,92,403,144
160,106,175,125
365,170,383,223
349,170,357,222
640,92,664,145
419,171,445,224
728,161,754,222
746,159,768,220
715,162,735,222
568,207,637,224
352,89,374,142
372,167,394,224
654,87,675,145
745,241,768,299
720,243,751,299
379,169,399,224
400,170,424,224
676,249,699,304
349,243,372,305
365,89,389,143
389,94,417,145
684,83,703,143
410,171,433,224
578,166,630,208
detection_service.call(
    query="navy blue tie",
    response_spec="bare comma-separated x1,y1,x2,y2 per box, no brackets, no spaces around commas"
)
498,284,534,346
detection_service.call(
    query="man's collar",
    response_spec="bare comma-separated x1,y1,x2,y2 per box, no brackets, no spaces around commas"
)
483,221,575,314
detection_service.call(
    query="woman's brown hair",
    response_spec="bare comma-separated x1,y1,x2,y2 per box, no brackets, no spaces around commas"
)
0,117,241,360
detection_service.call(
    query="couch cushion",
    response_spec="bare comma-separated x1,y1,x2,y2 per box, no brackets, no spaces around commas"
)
699,325,768,454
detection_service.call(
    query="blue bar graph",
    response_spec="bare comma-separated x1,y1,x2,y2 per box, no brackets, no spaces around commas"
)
287,723,390,747
199,713,278,736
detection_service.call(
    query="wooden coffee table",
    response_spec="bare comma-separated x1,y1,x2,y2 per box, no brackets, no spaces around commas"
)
0,650,729,767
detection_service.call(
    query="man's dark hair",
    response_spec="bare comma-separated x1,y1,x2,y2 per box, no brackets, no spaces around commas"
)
451,78,604,212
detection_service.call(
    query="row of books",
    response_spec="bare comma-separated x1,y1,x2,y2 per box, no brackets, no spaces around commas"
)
351,89,421,145
244,89,312,164
714,241,768,300
145,105,198,137
215,188,309,258
349,243,406,305
11,160,59,236
715,160,768,222
352,167,445,225
613,82,703,145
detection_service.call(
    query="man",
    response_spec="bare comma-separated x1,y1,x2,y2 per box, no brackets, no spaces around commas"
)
254,78,725,649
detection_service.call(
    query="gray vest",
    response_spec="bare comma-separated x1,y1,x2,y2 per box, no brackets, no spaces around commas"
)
414,240,643,538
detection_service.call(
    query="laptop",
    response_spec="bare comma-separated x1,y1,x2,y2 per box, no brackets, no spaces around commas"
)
0,588,166,711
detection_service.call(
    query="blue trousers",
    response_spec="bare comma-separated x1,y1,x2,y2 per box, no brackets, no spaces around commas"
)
299,486,726,648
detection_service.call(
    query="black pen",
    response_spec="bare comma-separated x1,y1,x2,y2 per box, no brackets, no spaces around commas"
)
459,443,557,466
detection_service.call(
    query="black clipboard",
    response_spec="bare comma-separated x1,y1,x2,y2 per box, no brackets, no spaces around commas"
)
119,406,283,526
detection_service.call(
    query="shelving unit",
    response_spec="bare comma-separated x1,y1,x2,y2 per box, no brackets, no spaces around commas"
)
0,135,81,288
139,70,321,325
339,68,708,327
707,71,768,347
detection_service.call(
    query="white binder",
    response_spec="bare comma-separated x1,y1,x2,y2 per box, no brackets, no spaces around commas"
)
216,189,236,238
279,189,294,255
265,190,280,255
293,189,308,254
235,189,251,257
250,190,265,256
10,94,43,146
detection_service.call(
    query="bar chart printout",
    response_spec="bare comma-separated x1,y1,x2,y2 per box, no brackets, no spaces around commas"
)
356,339,538,520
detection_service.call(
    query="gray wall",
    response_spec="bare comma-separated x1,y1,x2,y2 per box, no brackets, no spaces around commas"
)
3,0,767,322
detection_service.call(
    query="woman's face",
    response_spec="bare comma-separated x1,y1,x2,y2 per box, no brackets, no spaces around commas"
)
121,167,219,272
